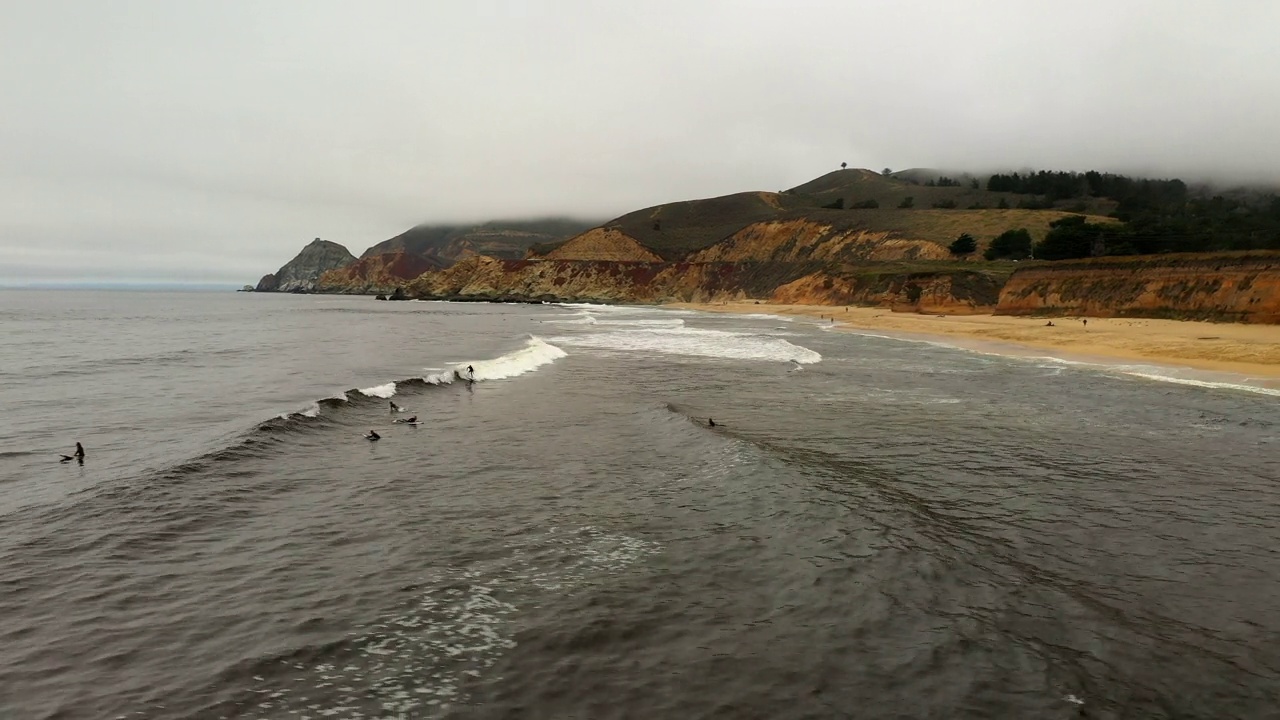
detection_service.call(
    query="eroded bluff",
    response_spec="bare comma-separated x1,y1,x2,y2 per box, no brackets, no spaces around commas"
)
403,255,1002,311
995,253,1280,323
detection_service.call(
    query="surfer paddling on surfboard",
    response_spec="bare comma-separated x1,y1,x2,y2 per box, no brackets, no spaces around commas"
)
60,442,85,463
395,416,418,424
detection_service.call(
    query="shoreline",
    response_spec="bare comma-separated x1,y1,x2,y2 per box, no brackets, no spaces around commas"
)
669,302,1280,384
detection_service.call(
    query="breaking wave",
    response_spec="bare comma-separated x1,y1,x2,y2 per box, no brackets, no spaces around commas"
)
550,325,820,364
424,337,567,385
127,338,569,483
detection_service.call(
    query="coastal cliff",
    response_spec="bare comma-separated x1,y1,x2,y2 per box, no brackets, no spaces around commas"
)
314,251,438,295
403,254,1001,312
256,239,356,292
995,252,1280,323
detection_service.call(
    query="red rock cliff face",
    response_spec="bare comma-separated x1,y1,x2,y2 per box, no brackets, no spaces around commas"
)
315,252,437,294
995,252,1280,323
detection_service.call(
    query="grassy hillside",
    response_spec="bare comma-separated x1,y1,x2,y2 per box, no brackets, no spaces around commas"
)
787,169,1117,216
364,218,597,262
529,169,1122,262
600,191,814,260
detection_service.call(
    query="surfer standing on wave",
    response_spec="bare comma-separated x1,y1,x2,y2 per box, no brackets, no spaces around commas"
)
466,365,475,382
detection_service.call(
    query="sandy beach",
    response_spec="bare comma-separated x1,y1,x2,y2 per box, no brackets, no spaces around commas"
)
671,302,1280,382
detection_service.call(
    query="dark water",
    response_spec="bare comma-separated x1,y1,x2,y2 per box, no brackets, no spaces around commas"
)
1,290,1279,719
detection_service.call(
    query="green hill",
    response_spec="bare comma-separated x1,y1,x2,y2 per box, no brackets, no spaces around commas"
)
364,218,597,265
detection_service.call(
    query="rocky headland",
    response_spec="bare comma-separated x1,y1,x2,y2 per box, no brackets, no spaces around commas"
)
255,238,356,293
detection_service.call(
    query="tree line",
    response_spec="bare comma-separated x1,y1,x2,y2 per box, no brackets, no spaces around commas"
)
980,170,1280,257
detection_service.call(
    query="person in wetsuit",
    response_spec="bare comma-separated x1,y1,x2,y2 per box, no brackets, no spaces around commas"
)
389,401,399,413
60,442,85,463
708,418,716,427
366,430,380,441
466,365,475,382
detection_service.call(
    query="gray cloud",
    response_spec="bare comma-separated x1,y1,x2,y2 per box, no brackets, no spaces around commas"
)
3,0,1278,283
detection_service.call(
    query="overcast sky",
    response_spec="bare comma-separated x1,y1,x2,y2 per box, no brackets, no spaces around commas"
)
3,0,1278,284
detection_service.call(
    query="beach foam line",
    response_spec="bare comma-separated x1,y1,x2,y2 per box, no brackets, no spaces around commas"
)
1111,368,1280,398
840,326,1280,398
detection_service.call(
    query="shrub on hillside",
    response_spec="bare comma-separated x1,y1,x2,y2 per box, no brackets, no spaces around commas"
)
949,233,977,256
1033,215,1128,260
983,228,1033,260
850,199,880,209
932,199,958,209
898,196,915,209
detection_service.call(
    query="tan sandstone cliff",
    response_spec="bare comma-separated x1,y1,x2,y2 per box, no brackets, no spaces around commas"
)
995,252,1280,323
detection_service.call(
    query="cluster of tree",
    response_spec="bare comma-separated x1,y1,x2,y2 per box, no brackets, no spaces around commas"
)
986,170,1189,210
984,229,1034,260
924,176,962,187
1035,201,1280,258
983,169,1280,255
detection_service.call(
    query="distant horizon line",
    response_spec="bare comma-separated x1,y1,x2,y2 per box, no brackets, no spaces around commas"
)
0,281,245,291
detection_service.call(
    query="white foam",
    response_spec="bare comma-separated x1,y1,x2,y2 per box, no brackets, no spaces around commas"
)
232,525,657,718
426,337,567,384
1114,368,1280,397
558,302,697,317
549,312,598,325
736,313,794,322
550,326,821,364
357,382,397,398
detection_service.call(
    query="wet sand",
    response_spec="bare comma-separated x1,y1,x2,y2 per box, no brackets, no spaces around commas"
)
672,302,1280,381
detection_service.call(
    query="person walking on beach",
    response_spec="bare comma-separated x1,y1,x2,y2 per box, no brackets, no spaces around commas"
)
1082,318,1088,330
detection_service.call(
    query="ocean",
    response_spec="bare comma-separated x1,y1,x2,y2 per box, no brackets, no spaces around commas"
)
1,289,1279,720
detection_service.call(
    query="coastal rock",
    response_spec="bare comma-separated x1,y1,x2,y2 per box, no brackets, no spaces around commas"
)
255,273,278,292
995,252,1280,323
260,239,356,293
314,251,438,295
